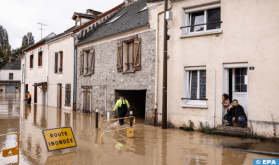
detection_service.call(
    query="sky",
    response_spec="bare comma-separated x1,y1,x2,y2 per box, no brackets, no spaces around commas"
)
0,0,123,49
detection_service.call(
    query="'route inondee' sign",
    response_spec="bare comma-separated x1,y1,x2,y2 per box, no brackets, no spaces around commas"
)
42,127,77,151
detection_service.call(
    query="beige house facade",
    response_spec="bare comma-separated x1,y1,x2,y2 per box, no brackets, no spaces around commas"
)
149,0,279,137
46,28,75,110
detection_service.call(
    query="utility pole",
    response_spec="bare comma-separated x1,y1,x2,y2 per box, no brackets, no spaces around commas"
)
38,22,48,39
162,0,168,129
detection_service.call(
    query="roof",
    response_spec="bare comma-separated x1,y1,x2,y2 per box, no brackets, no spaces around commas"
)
0,59,21,70
72,12,98,20
76,0,149,46
73,3,125,33
46,26,75,43
23,32,56,52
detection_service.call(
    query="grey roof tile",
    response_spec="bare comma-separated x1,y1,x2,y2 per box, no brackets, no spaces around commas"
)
76,0,149,46
1,59,21,70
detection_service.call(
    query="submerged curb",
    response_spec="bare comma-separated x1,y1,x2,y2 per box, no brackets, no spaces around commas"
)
225,148,279,156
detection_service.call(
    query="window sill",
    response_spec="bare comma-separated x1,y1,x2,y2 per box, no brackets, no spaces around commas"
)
30,68,33,70
180,29,222,38
38,66,42,68
122,70,135,74
83,73,92,77
181,104,208,109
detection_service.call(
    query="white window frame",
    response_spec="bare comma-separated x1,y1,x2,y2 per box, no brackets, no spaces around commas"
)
182,66,207,108
181,3,222,37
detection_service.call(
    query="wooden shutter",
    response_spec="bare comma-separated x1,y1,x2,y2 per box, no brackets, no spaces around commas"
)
80,51,84,75
83,89,87,111
87,89,90,112
90,49,95,74
55,52,58,73
117,42,123,72
134,38,141,71
30,55,33,68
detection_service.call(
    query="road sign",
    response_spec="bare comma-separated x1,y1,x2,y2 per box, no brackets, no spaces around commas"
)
42,127,77,152
45,152,76,165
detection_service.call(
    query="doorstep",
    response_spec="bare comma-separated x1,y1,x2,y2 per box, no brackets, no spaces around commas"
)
213,122,251,138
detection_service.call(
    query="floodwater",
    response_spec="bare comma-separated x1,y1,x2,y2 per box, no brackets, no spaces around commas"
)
0,94,278,165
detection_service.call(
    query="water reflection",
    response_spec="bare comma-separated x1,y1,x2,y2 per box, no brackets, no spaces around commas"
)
0,94,278,165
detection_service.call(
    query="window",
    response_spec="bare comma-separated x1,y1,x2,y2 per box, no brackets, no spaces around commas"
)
235,68,247,92
82,86,91,113
59,52,63,72
182,4,221,36
9,73,13,80
80,48,95,75
77,21,80,28
189,8,220,33
30,55,33,68
116,37,141,73
38,51,43,66
124,41,134,71
54,52,63,73
182,67,207,108
65,84,71,106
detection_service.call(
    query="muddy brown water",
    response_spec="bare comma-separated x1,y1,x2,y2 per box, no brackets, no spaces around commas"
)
0,94,278,165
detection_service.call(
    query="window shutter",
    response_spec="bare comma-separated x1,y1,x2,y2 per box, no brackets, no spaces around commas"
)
116,42,123,72
80,51,84,75
65,84,71,106
83,89,87,111
87,89,90,111
90,49,95,74
134,38,141,71
55,52,58,73
38,53,40,66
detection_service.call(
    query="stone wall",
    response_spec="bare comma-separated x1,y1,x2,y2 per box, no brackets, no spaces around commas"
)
76,30,156,125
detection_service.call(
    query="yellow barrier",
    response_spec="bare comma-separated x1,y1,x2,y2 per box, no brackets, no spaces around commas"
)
0,132,19,162
99,116,135,143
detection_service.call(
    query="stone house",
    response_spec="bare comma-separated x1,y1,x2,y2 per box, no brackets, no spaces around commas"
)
74,0,156,124
148,0,279,137
0,57,21,94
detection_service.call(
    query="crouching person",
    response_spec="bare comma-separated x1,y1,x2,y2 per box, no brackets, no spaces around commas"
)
226,99,247,128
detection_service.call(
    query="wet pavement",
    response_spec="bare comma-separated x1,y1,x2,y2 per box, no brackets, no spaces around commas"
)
0,94,279,165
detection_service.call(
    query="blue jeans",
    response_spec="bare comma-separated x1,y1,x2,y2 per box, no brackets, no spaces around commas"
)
238,117,246,127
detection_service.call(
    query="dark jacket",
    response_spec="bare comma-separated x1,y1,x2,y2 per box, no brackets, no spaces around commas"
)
231,105,247,121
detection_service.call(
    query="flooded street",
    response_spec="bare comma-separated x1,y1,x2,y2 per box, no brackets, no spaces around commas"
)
0,94,278,165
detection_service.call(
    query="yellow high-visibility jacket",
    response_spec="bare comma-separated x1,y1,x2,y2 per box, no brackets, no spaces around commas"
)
113,99,130,111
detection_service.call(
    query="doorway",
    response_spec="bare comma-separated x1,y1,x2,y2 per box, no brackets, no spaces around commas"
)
223,66,248,117
34,84,37,104
115,90,146,123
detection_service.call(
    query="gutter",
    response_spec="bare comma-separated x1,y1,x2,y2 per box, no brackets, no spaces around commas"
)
71,33,77,111
154,0,172,126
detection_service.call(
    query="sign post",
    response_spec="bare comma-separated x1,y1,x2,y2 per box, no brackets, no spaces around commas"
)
42,127,77,152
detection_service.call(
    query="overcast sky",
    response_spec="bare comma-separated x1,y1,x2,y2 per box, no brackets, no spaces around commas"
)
0,0,123,49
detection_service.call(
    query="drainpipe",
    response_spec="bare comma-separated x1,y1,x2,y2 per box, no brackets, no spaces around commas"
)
46,44,49,106
154,0,172,126
24,51,26,100
71,33,77,111
213,70,216,127
105,76,107,120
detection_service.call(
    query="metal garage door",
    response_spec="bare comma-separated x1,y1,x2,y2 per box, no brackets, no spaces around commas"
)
6,85,16,93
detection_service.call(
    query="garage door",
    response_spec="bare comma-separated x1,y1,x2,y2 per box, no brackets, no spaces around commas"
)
6,85,16,93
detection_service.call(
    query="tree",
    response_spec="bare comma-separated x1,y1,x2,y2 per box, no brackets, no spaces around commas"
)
22,35,28,47
0,25,11,68
27,32,35,46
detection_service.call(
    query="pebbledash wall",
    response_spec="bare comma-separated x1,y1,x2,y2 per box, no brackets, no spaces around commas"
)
149,0,279,137
76,28,156,124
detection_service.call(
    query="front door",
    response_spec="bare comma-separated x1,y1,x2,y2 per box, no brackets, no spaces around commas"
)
224,67,248,117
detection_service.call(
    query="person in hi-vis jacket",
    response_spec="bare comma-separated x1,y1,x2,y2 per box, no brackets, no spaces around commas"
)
113,94,130,125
